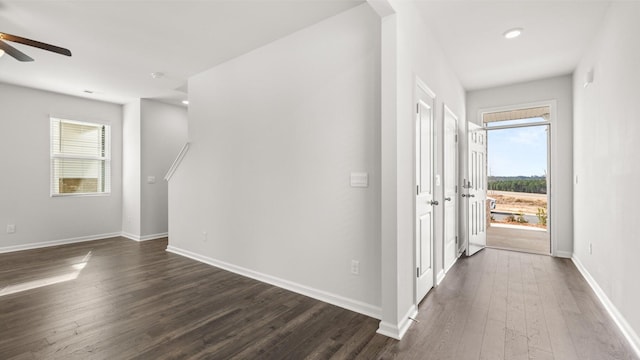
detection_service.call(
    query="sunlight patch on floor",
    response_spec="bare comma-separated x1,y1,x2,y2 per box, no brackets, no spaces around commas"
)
0,251,92,297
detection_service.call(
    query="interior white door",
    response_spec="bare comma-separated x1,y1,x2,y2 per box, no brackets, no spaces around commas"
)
443,105,458,272
466,122,487,256
416,83,436,303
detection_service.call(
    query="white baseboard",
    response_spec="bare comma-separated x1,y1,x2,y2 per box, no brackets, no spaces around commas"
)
436,269,445,286
121,232,139,241
572,255,640,358
445,256,459,274
121,232,168,242
0,232,122,254
166,245,382,320
555,250,573,258
376,304,418,340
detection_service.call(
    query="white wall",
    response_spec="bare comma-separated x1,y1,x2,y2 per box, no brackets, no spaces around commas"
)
140,100,188,238
169,4,382,317
122,100,141,238
466,75,574,257
573,2,640,352
123,99,188,240
377,0,467,338
0,83,123,251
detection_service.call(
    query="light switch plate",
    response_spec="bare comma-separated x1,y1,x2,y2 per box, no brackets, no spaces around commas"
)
147,176,156,184
350,172,368,188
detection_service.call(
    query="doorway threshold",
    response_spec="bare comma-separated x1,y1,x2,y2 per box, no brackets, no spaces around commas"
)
487,224,550,255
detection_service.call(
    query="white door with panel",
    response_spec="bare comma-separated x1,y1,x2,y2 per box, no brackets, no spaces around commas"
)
465,122,487,256
443,105,458,272
416,82,436,303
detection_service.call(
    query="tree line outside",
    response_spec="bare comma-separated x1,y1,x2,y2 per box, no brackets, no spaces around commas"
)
488,176,546,194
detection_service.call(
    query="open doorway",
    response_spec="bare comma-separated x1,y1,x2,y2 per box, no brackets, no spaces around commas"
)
483,106,551,255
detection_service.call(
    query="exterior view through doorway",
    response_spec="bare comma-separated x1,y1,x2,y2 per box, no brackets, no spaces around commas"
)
484,106,551,255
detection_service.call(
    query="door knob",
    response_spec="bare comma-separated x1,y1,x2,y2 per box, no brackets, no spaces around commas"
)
444,197,452,201
430,200,439,206
468,194,475,198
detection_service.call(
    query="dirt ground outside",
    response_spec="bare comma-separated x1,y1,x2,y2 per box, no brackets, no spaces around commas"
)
488,190,547,215
488,190,547,229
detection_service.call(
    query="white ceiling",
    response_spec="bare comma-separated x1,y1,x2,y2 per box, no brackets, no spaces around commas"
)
0,0,362,105
414,1,611,90
0,1,613,104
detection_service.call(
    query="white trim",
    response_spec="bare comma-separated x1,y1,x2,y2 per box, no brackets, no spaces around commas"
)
443,103,459,276
164,142,190,181
376,305,418,340
436,269,445,286
0,232,122,254
555,250,572,258
50,117,112,197
477,99,558,257
166,245,382,320
483,121,550,131
572,255,640,358
416,77,437,100
121,232,168,242
51,192,111,198
445,255,458,274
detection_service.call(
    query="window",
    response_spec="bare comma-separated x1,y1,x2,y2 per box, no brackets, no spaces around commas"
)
50,118,111,196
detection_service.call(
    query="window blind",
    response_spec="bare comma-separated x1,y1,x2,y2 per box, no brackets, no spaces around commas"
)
50,118,111,196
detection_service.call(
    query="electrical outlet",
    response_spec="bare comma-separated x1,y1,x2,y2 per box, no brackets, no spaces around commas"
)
202,231,208,242
589,242,593,255
351,260,360,275
6,224,16,234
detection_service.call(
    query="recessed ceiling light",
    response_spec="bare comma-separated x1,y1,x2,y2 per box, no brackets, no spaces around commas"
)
182,100,189,105
503,28,523,39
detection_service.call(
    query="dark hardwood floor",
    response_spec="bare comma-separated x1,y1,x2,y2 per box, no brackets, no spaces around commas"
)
0,237,636,359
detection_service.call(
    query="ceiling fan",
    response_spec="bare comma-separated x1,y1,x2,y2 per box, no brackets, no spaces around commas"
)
0,32,72,62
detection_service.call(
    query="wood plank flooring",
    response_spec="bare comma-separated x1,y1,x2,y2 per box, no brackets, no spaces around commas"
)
0,237,636,359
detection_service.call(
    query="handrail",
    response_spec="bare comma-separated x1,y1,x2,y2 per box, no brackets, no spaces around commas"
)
165,142,190,181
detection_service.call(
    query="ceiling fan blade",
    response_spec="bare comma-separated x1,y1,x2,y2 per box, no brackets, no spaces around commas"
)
0,32,71,57
0,39,34,62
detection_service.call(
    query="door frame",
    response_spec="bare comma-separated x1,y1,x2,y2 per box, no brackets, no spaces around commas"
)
476,100,557,256
442,104,459,272
414,77,437,304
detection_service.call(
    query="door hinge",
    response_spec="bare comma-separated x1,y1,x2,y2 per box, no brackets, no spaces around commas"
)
417,267,420,277
455,236,458,245
455,134,458,142
416,103,419,114
417,185,419,195
455,185,458,193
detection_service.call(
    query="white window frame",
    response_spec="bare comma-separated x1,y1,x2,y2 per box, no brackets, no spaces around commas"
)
50,117,111,197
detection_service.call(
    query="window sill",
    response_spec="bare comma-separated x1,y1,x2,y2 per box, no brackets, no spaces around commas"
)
50,192,111,198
